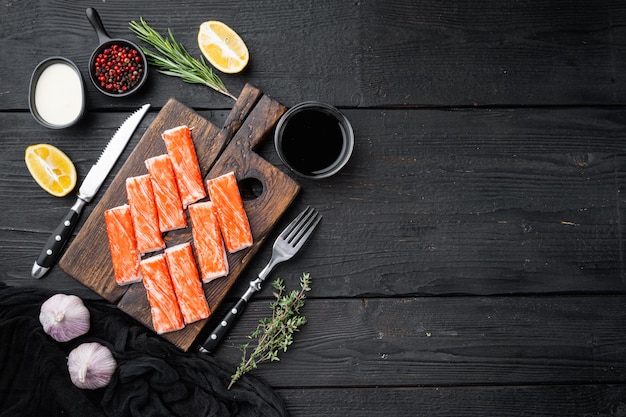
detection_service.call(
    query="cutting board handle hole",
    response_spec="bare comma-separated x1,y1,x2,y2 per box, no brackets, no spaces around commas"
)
238,177,264,200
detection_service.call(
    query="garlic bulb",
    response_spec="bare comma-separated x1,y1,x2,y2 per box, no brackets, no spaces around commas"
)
39,294,90,342
67,342,117,390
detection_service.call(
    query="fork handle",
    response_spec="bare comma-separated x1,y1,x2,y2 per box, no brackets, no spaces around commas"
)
258,255,286,282
199,258,283,353
199,291,252,353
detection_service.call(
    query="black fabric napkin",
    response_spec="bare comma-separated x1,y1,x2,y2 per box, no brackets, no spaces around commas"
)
0,283,288,417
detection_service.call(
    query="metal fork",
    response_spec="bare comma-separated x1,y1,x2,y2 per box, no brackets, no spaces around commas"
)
199,206,322,353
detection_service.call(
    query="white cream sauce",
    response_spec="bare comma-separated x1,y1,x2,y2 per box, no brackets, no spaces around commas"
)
34,62,83,127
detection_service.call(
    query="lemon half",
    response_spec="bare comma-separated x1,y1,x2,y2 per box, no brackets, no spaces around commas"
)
198,20,249,74
25,143,77,197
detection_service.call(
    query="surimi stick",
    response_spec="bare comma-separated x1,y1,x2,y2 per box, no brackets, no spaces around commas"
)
104,205,141,285
206,171,253,253
188,201,229,282
126,175,165,254
145,154,187,232
164,243,211,324
140,254,185,334
162,125,206,207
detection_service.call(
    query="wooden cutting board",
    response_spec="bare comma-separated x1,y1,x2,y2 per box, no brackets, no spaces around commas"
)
59,84,300,350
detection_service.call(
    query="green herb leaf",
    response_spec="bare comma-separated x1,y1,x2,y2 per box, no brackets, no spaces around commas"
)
228,273,312,389
129,18,237,100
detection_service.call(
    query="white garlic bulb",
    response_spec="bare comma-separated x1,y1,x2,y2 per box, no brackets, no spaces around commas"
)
39,294,90,342
67,342,117,390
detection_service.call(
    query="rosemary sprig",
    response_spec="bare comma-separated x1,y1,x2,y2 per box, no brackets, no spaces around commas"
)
229,273,312,389
128,18,237,100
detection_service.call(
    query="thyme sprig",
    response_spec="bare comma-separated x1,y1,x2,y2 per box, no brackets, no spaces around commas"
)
229,273,311,389
129,18,237,100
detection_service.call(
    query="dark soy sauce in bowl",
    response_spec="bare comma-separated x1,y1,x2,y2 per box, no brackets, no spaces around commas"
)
281,109,344,176
275,102,354,179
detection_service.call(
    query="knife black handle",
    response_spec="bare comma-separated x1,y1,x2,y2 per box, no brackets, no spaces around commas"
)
201,297,249,353
32,198,86,279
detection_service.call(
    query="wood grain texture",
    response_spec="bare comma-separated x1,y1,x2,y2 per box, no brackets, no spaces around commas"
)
58,99,222,303
4,106,626,298
212,296,626,387
2,0,626,415
2,0,626,110
251,107,626,297
58,88,299,350
278,385,626,417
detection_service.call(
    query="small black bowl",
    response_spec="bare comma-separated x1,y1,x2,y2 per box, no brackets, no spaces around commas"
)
274,102,354,179
86,7,148,97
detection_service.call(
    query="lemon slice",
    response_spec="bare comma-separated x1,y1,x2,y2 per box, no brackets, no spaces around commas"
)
198,20,249,73
25,144,77,197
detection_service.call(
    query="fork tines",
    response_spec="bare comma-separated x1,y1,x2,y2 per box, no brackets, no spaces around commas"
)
282,206,322,247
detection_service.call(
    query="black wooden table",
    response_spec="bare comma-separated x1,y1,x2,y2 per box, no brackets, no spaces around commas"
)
2,1,625,415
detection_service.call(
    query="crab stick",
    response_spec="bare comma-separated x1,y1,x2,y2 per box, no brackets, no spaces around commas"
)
188,201,229,282
164,243,211,324
104,204,141,285
140,254,185,334
126,175,165,254
145,154,187,232
162,125,206,207
206,172,253,253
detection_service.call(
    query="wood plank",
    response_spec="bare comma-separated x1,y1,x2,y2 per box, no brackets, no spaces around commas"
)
249,107,626,296
4,1,626,416
3,106,626,297
114,94,299,350
57,89,299,350
277,385,626,417
3,0,626,110
58,98,223,303
212,296,626,387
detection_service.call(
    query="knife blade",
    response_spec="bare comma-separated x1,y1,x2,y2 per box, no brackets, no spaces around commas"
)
31,104,151,279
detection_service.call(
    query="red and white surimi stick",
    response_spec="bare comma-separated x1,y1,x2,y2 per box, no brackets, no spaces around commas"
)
126,175,165,254
145,154,187,232
188,201,229,282
162,125,206,207
164,242,211,324
104,204,141,285
206,171,253,253
140,254,185,334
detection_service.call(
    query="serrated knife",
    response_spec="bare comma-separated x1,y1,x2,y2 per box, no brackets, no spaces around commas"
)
31,104,150,279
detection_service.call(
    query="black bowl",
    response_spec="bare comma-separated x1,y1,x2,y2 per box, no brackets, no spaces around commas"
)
86,8,148,97
274,101,354,179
